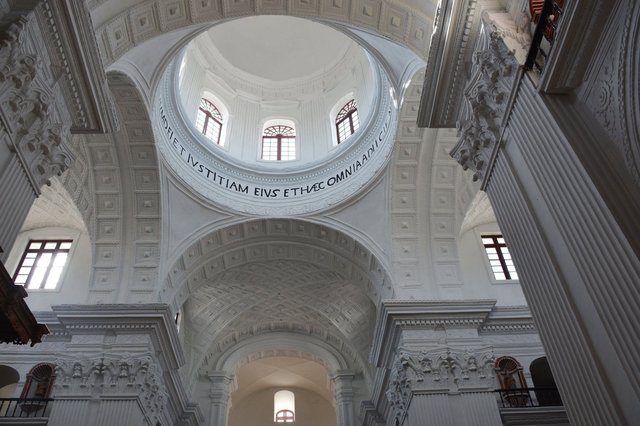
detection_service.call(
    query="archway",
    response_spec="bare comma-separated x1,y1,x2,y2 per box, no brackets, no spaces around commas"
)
530,357,562,406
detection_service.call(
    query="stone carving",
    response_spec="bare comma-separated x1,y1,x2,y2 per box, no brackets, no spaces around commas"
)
451,15,519,188
0,14,74,191
386,357,411,424
386,346,494,424
55,353,167,424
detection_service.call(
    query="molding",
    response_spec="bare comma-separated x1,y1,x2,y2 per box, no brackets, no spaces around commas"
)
480,306,537,335
417,0,503,128
499,406,570,425
370,299,496,368
37,0,118,133
51,304,184,369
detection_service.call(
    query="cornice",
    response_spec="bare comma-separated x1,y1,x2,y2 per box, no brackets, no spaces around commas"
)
370,299,496,369
51,304,184,369
37,0,117,133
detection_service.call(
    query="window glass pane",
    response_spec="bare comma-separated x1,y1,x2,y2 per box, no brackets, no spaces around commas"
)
14,239,72,289
494,273,506,280
44,267,63,289
497,238,506,244
481,238,493,244
38,253,52,267
29,267,47,289
53,253,68,267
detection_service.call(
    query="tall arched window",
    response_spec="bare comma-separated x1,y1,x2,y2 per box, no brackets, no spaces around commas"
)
335,99,359,144
195,98,223,145
274,390,295,422
20,363,55,399
262,125,296,161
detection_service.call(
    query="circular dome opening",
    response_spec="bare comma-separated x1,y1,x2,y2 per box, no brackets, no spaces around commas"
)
155,16,397,215
176,16,378,170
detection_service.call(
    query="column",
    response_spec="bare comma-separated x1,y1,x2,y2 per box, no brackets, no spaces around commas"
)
452,11,640,426
208,372,234,426
386,347,502,426
332,370,356,426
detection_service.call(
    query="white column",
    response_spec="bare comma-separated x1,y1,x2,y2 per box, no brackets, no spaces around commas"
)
451,11,640,426
208,372,233,426
332,370,356,426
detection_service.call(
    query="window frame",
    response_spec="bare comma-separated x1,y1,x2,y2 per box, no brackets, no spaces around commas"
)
481,234,518,282
335,99,360,144
275,409,295,423
196,98,223,145
12,239,73,291
261,124,297,161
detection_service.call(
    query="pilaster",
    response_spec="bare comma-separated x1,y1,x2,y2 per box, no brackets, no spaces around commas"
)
332,370,356,426
207,372,234,426
368,300,502,426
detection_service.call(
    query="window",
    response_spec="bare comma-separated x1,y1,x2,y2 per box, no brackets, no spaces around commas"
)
262,125,296,161
274,390,295,422
195,98,223,145
335,99,359,144
482,235,518,280
13,240,72,289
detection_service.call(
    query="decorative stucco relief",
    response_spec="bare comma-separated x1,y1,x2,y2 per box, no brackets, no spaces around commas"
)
386,346,495,423
0,16,74,191
55,353,168,424
451,15,519,189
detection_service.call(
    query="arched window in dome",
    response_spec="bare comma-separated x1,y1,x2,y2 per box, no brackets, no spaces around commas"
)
195,98,223,145
335,99,360,144
262,124,296,161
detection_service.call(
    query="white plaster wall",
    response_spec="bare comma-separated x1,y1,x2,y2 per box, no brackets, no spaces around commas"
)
5,227,92,311
228,387,336,426
457,224,528,306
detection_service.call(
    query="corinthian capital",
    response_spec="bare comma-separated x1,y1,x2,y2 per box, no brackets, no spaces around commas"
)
451,15,520,188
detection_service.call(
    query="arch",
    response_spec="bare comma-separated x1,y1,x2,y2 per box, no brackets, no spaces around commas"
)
530,357,563,406
0,365,20,398
495,356,526,390
20,363,55,399
213,332,351,375
91,1,436,68
69,71,163,304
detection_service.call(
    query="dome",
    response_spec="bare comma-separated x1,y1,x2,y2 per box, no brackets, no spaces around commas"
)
154,16,398,214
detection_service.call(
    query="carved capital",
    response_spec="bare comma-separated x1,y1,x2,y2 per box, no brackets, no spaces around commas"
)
451,16,520,188
386,346,495,422
55,353,167,424
0,14,74,191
